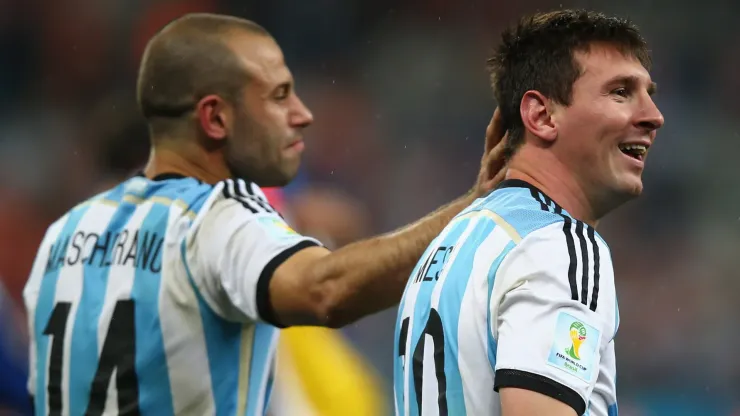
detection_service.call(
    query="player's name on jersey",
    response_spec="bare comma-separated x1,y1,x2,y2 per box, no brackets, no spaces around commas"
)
45,229,164,274
413,245,454,284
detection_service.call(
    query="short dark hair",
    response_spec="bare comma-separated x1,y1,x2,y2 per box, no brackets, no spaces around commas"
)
487,10,651,160
136,13,270,136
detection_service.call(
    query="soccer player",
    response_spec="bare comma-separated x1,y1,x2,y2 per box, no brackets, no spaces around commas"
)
393,9,664,416
22,13,508,416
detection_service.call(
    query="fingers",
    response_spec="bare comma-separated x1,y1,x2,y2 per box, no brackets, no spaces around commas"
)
486,131,508,170
482,131,509,189
485,107,506,154
474,108,510,196
480,157,509,191
491,163,508,184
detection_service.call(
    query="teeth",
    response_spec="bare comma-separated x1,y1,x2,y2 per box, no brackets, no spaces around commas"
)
618,144,647,155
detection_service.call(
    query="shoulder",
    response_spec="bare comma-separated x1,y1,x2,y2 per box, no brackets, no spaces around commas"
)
204,178,279,216
471,179,570,241
190,178,285,235
478,180,614,306
190,178,318,254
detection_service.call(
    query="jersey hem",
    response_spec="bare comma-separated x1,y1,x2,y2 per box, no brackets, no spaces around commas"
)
493,368,585,414
257,240,320,328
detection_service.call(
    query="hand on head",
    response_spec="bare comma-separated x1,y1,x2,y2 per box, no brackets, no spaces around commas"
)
473,107,509,197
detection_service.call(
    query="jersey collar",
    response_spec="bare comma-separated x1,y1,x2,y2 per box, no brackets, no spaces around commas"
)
136,172,189,182
496,179,564,212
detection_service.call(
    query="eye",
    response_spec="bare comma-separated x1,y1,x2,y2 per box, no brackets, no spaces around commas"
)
274,85,291,101
612,87,629,98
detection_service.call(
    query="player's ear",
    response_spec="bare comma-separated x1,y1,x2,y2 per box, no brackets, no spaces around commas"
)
520,90,556,143
196,94,231,141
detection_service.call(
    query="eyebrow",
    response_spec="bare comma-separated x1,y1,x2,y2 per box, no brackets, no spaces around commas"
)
607,75,658,95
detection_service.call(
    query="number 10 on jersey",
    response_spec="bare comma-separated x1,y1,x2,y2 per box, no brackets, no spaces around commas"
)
398,309,448,415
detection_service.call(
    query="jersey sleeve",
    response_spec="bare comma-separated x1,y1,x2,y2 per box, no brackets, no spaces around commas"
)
185,180,321,326
587,338,618,416
490,220,614,415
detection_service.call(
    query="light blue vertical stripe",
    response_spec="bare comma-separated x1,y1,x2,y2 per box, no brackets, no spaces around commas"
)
437,219,496,413
407,219,470,415
131,203,174,415
393,242,438,415
182,182,215,214
180,240,241,416
486,242,516,372
608,403,618,416
34,206,90,413
68,186,129,415
245,324,277,416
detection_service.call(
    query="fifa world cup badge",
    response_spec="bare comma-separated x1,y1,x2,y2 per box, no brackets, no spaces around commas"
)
258,216,299,241
547,312,600,382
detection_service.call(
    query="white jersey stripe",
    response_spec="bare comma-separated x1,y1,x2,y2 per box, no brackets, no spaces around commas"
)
394,242,435,416
429,217,482,309
161,241,216,415
57,207,115,416
400,245,433,416
400,241,442,416
458,226,511,414
96,203,147,414
420,218,479,416
24,216,68,399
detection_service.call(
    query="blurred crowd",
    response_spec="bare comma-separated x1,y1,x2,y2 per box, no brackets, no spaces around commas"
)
1,0,739,415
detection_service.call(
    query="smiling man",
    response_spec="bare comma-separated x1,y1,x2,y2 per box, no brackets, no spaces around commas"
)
393,9,664,416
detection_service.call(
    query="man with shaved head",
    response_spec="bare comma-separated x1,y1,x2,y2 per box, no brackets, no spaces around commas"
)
23,13,507,415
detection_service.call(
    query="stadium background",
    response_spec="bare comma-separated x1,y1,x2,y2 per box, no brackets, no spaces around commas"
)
1,0,739,415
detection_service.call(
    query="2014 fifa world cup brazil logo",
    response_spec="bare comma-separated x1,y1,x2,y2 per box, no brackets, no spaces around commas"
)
566,321,587,360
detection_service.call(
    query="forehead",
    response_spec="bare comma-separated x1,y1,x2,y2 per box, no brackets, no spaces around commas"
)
573,43,652,87
227,33,292,89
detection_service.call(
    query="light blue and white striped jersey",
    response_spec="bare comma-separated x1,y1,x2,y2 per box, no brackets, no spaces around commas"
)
23,173,320,416
394,179,619,416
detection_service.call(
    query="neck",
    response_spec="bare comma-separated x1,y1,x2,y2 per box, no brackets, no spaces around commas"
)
507,147,600,227
143,140,230,185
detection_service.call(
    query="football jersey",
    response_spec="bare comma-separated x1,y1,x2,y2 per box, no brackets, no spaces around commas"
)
393,179,619,416
23,173,320,416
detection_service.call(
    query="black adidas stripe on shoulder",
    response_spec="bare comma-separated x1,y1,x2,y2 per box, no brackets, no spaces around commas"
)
222,179,276,214
529,188,601,311
575,220,590,307
587,226,600,312
242,181,276,213
561,214,580,302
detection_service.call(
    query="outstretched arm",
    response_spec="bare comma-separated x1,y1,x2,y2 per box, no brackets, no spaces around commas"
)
270,109,509,327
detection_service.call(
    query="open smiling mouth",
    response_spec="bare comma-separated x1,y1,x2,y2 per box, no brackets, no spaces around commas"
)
618,144,648,161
